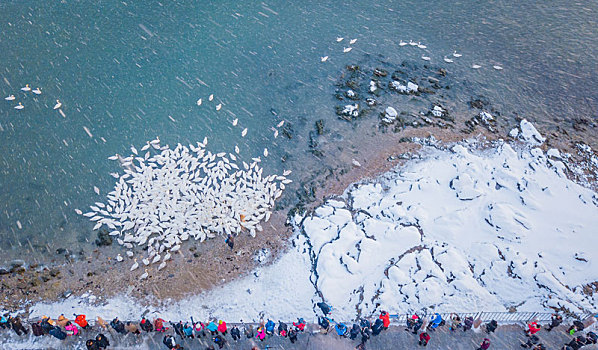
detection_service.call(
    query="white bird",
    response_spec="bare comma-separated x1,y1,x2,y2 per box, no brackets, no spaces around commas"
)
277,120,284,128
421,56,431,61
349,38,357,44
208,94,214,101
131,145,138,155
235,145,240,154
320,56,328,62
232,118,238,126
452,51,462,58
263,148,268,157
142,258,150,265
417,42,427,49
409,40,417,46
472,64,482,69
75,209,83,215
94,186,100,195
130,258,139,271
157,261,166,271
116,254,123,262
443,56,454,63
196,98,202,106
273,130,278,138
343,47,352,53
216,103,222,111
21,84,31,92
32,88,42,95
241,128,247,137
163,252,171,261
14,102,24,110
152,254,161,264
53,100,62,110
336,37,343,42
493,65,503,70
399,40,407,46
139,269,149,280
5,95,15,101
126,251,134,258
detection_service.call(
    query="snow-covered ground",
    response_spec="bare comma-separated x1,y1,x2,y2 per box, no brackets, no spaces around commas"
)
25,120,598,322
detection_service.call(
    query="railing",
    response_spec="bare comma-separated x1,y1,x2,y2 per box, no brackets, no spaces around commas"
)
388,311,594,324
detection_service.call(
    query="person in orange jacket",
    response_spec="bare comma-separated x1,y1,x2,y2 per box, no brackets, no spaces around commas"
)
217,320,227,335
74,314,89,329
379,311,390,330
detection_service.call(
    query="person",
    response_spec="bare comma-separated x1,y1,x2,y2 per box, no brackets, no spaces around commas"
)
10,316,28,336
193,321,205,338
86,339,100,350
75,314,89,329
182,322,193,338
288,328,298,343
360,318,371,330
96,316,109,330
278,321,288,336
413,316,424,335
213,334,227,349
566,335,587,349
65,321,79,336
265,319,275,335
586,331,598,344
244,324,254,338
49,325,67,340
463,316,474,332
217,320,227,335
318,316,330,332
486,320,498,334
379,311,390,330
429,313,442,331
231,325,240,340
521,335,540,348
140,317,154,332
225,234,234,249
531,344,546,350
567,320,585,335
41,316,55,334
350,323,361,340
449,314,462,331
406,314,419,332
0,314,8,329
31,320,44,336
256,326,266,341
335,322,348,337
361,326,371,344
174,321,185,338
163,335,176,349
419,332,430,346
110,317,126,334
154,318,167,332
56,314,69,328
125,321,141,334
546,314,563,331
478,338,491,350
96,333,110,349
317,302,332,316
372,318,384,336
526,321,540,336
293,318,306,332
206,320,218,335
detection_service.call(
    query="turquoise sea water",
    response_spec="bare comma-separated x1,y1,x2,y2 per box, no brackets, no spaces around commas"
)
1,0,596,264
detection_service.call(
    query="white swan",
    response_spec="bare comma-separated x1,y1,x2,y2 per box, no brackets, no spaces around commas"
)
14,102,24,110
349,38,357,44
409,40,417,46
452,51,462,58
208,94,214,101
493,65,503,70
5,95,15,101
417,42,427,49
336,37,344,42
241,128,247,137
263,148,268,157
32,88,42,95
21,84,31,92
421,56,431,61
216,103,222,111
130,258,139,271
472,64,482,69
139,269,149,280
443,56,454,63
196,98,202,106
399,40,407,46
321,56,328,62
277,120,284,127
232,118,238,126
343,47,352,53
53,100,62,110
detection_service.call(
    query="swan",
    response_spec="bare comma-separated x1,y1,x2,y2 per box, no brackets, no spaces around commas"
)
263,148,268,157
443,56,454,63
130,258,139,271
349,38,357,44
409,40,417,46
343,47,352,53
472,64,482,69
21,84,31,92
421,56,431,61
5,95,15,101
320,56,328,62
157,261,166,271
216,103,222,111
53,100,62,110
14,102,24,110
493,65,503,70
452,51,462,57
417,42,427,49
208,94,214,101
277,120,284,127
336,37,343,42
139,269,148,280
399,40,407,46
273,129,278,138
241,128,247,137
32,88,42,95
232,118,238,126
196,98,202,106
116,254,123,262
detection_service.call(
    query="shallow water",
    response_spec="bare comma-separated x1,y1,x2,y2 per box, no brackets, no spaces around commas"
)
0,0,597,264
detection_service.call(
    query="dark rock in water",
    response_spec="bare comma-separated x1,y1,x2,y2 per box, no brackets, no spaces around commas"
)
308,131,318,148
49,268,61,277
315,120,325,135
10,265,26,274
346,64,359,71
56,248,69,255
0,268,9,275
366,98,377,106
437,68,447,76
468,96,490,109
95,230,113,247
345,80,359,90
374,68,388,77
9,259,25,269
281,122,294,139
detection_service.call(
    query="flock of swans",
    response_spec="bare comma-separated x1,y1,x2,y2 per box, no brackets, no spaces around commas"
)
77,134,292,279
4,84,63,111
320,37,358,62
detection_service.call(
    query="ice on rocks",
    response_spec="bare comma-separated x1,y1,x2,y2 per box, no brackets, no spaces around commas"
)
519,119,546,145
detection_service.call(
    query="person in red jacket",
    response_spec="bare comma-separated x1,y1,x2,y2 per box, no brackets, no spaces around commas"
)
478,338,491,350
293,318,306,332
74,314,89,329
379,311,390,330
217,320,227,335
526,321,541,336
419,332,430,346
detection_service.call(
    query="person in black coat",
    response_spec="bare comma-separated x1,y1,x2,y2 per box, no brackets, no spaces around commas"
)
485,320,498,334
86,339,100,350
163,335,176,349
213,334,227,349
361,326,371,343
317,302,331,316
463,316,474,332
140,317,154,332
41,318,54,334
350,323,361,340
96,333,110,349
230,325,241,341
413,318,424,335
9,317,28,336
318,316,330,331
174,321,185,338
372,318,384,336
521,334,540,348
110,317,126,334
546,314,562,331
288,328,298,343
49,326,67,340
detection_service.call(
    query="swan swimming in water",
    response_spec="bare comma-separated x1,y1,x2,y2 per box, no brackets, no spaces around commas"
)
417,42,427,49
53,100,62,110
409,40,417,46
196,98,202,106
21,84,31,92
321,56,328,62
336,37,344,42
14,102,24,110
5,95,15,101
421,56,431,61
472,64,482,69
216,103,222,111
399,40,407,46
32,88,42,95
493,65,503,70
343,47,352,53
208,94,214,101
443,56,454,63
349,38,357,44
452,51,462,57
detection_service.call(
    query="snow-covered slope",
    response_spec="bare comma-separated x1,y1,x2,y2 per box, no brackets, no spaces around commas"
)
27,121,598,322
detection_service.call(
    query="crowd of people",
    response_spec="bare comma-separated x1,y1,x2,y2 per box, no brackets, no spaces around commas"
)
0,306,596,350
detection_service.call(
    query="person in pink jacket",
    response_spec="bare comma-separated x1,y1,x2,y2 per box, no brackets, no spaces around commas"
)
256,326,266,341
65,321,79,336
